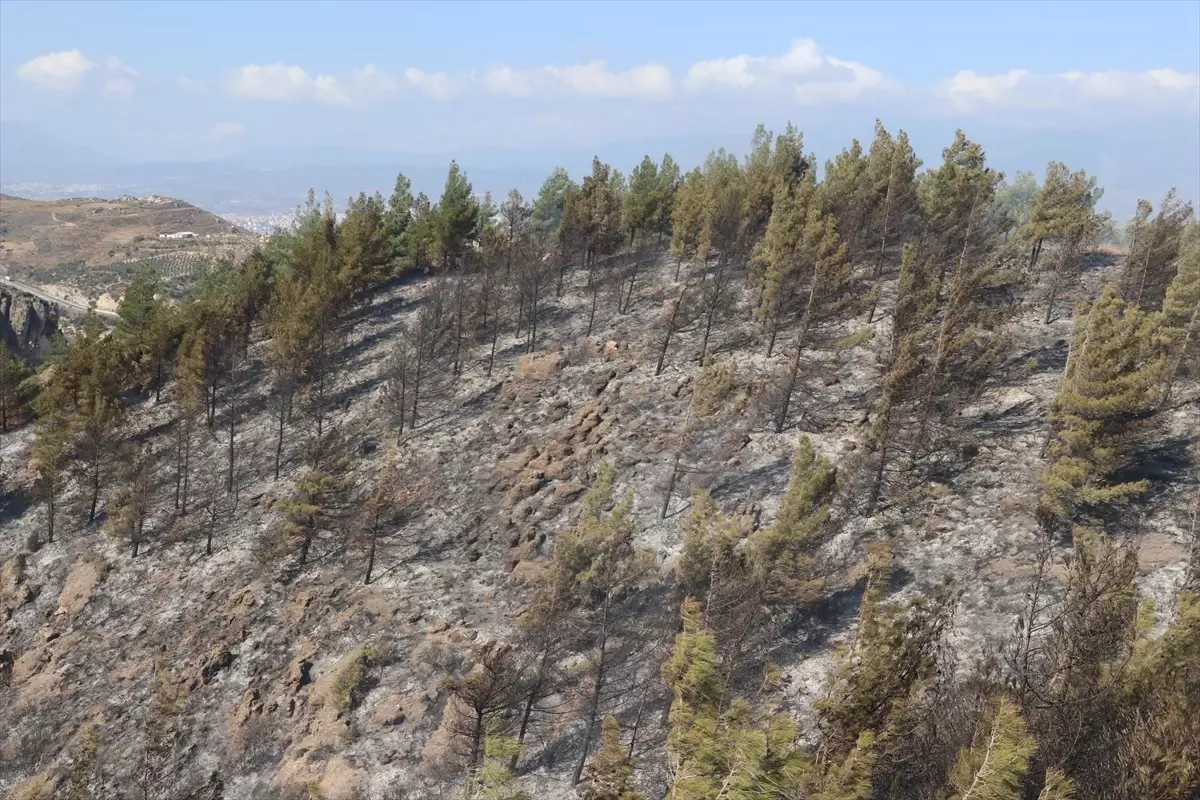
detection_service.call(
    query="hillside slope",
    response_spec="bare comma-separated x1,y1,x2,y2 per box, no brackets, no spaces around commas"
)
0,194,256,302
0,246,1195,799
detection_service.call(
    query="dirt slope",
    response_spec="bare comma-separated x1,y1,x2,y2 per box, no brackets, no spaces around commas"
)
0,251,1194,799
0,194,257,299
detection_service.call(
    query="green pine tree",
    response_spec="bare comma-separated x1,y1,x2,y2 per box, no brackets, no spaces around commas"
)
577,717,643,800
623,155,660,247
662,598,811,800
435,161,481,270
947,697,1036,800
0,341,32,431
748,436,836,603
1120,189,1194,310
1039,289,1165,527
1024,163,1103,323
1161,224,1200,402
30,379,72,543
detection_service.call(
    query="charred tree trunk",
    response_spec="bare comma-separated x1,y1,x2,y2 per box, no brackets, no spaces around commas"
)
572,595,611,786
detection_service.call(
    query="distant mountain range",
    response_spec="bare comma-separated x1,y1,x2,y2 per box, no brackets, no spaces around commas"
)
0,122,558,216
2,119,1196,221
0,121,632,216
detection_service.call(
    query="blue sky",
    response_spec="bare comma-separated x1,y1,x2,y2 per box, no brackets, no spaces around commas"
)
1,0,1198,215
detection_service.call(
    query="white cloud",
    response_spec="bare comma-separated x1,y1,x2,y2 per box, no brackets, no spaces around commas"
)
938,68,1200,112
227,57,669,104
230,64,337,103
685,39,891,103
101,57,138,96
229,63,402,107
483,60,671,100
212,122,245,137
104,77,134,96
16,49,94,91
104,56,138,78
403,68,469,101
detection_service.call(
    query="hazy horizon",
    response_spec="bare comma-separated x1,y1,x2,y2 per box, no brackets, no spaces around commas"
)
2,0,1197,219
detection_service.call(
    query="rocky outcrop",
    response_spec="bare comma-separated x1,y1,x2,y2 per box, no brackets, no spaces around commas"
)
0,289,60,360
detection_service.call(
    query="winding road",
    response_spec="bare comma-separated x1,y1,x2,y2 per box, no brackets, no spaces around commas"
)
0,277,120,318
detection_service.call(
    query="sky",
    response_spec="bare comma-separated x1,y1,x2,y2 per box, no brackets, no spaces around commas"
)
1,0,1198,215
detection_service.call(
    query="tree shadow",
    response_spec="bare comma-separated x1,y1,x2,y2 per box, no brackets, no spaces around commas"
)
1082,250,1120,273
341,281,412,326
1111,435,1198,500
709,456,791,503
1022,337,1070,376
0,486,33,532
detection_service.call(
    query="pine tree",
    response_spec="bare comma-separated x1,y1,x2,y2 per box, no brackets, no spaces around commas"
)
144,302,181,403
653,153,681,244
577,717,643,800
865,244,939,509
659,357,742,517
0,341,31,431
530,167,574,238
1160,223,1200,402
338,191,390,303
107,444,153,558
753,170,818,357
652,279,700,377
661,598,810,799
434,161,481,270
469,731,531,800
552,462,655,785
115,262,186,399
354,451,421,585
1120,189,1194,310
278,434,354,568
946,697,1035,800
913,241,1016,449
699,150,745,270
1039,290,1165,527
918,130,1002,290
578,157,624,267
771,206,859,433
499,189,531,270
408,192,437,272
739,123,805,250
263,271,315,475
440,644,523,793
71,339,125,524
674,490,765,690
863,122,922,322
748,436,836,603
173,327,207,515
1025,529,1139,797
30,379,71,544
624,155,660,247
805,731,875,800
385,171,415,264
1024,163,1103,323
1035,770,1077,800
671,168,708,278
1112,592,1199,800
820,138,869,262
816,542,955,761
510,567,573,769
116,264,165,347
516,233,555,351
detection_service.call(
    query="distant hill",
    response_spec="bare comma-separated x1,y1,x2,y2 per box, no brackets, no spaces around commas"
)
0,121,122,183
0,194,254,292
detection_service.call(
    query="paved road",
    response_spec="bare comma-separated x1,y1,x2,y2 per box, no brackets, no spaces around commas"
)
0,277,120,318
